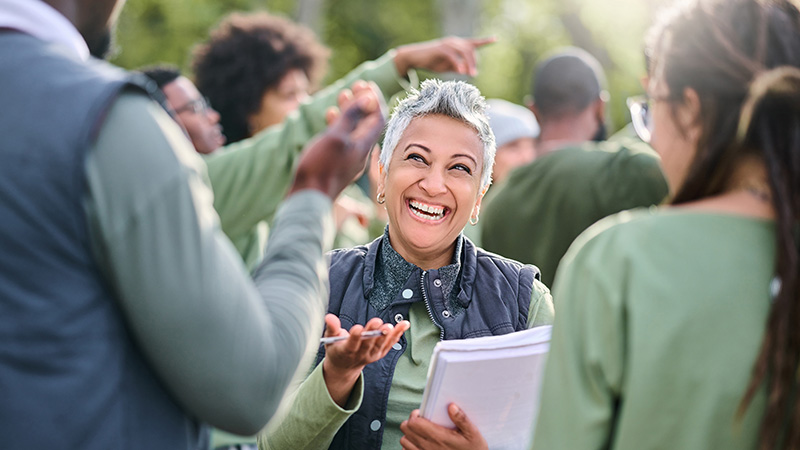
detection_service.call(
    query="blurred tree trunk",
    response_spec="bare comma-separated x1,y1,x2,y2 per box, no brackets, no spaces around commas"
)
295,0,324,33
438,0,480,37
557,0,613,69
438,0,480,80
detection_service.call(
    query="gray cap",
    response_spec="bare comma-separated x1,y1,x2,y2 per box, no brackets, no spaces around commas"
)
486,99,540,148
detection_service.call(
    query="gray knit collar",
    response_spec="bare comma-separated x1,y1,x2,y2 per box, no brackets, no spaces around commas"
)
368,227,463,310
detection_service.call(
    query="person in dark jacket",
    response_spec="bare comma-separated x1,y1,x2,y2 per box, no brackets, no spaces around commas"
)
260,79,554,450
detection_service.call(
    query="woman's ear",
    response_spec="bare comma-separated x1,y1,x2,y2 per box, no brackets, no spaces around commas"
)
474,185,489,211
376,164,387,197
679,87,703,144
680,87,702,127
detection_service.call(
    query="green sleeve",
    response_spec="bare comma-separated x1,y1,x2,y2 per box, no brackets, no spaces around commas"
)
207,51,414,242
259,362,365,450
530,224,625,450
86,92,333,435
527,279,555,328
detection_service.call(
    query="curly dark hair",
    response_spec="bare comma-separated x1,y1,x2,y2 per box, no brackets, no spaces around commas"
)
192,12,330,144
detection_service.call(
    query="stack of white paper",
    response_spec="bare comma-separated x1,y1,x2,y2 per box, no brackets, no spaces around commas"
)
419,325,552,450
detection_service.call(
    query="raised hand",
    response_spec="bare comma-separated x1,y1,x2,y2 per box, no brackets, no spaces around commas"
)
322,314,410,407
399,404,488,450
288,82,386,200
393,36,496,77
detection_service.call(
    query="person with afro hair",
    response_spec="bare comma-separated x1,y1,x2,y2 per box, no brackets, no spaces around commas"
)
193,12,329,144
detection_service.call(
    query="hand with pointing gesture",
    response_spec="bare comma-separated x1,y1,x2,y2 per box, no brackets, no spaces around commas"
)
393,36,497,77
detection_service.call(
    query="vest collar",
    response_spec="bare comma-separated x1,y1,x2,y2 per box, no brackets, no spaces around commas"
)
362,228,477,309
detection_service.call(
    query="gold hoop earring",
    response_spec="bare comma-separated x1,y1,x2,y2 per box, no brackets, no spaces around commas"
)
376,192,386,204
469,215,479,226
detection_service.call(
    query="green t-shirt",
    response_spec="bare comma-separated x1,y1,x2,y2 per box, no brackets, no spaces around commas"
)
480,136,668,287
532,208,774,450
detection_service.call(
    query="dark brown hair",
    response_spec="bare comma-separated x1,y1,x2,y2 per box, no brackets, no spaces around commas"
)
192,12,330,144
648,0,800,447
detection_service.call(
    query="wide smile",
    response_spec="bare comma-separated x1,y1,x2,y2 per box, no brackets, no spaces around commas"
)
407,199,449,222
213,126,226,145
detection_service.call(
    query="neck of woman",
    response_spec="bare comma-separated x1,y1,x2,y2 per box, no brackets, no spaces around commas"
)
677,156,775,219
388,236,457,271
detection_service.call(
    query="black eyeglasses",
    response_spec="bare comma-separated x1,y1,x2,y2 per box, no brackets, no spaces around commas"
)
174,96,212,116
626,95,653,143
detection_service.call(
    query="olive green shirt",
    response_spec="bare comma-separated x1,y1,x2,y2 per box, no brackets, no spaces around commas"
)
480,134,668,287
87,92,334,435
259,280,554,449
532,209,773,449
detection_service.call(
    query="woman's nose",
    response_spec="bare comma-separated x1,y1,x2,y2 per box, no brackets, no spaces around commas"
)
207,107,221,124
419,170,447,195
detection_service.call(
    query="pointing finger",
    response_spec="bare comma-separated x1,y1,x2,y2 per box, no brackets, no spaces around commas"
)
468,36,497,48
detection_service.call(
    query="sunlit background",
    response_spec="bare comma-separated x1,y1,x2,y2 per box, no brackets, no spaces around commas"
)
113,0,672,131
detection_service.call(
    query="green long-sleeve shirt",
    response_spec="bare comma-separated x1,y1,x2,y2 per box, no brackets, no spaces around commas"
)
532,208,773,450
206,51,414,270
86,91,334,435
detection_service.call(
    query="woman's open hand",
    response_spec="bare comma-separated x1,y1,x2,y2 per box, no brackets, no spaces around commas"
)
399,404,487,450
321,313,409,407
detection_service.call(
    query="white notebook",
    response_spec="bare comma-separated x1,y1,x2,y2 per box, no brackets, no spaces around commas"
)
419,325,552,450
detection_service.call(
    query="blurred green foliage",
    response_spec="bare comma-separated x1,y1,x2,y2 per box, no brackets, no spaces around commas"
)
112,0,665,131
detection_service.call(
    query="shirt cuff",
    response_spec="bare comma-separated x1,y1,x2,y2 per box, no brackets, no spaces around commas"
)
307,362,365,413
528,279,555,328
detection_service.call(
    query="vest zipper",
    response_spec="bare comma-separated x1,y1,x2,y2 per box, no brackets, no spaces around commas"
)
420,271,445,341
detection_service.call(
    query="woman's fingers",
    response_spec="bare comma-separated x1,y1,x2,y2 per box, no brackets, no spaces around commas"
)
381,320,410,353
323,313,344,337
325,316,410,368
447,403,485,446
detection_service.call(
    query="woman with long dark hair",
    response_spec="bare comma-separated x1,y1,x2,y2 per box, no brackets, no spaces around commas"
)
532,0,800,449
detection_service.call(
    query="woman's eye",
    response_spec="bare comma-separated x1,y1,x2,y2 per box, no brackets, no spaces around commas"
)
452,164,472,174
407,153,426,163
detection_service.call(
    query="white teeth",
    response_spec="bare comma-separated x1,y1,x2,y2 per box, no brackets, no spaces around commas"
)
412,208,445,220
410,200,444,215
409,200,446,220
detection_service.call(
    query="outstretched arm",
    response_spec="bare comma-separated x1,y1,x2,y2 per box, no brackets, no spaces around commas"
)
87,87,384,435
258,314,409,450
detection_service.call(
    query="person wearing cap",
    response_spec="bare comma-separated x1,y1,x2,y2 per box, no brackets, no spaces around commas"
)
462,98,539,246
486,98,540,184
480,47,668,287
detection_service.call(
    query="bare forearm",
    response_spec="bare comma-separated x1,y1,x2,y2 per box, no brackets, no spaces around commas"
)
321,358,362,408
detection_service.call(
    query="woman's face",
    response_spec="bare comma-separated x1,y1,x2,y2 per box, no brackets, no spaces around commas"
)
247,68,310,135
379,114,485,269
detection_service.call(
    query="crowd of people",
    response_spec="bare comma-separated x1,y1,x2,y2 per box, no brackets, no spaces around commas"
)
2,0,800,449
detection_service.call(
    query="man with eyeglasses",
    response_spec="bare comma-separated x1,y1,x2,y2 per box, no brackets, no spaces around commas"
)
142,66,225,154
480,48,669,287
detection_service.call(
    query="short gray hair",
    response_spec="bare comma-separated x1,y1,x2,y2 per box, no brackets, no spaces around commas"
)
380,79,496,189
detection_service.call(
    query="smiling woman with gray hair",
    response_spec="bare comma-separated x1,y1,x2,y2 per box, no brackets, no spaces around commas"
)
259,79,554,450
